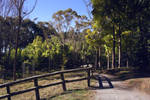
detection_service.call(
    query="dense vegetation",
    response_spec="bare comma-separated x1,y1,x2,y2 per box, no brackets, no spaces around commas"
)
0,0,150,80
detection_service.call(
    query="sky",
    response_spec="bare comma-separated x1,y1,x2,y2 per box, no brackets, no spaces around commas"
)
26,0,90,22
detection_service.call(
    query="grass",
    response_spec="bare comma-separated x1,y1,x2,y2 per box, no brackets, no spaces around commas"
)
126,78,150,94
49,89,93,100
104,67,150,94
0,72,96,100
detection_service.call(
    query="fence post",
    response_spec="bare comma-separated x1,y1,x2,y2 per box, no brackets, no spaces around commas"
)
6,85,11,100
34,78,40,100
60,73,66,91
87,68,91,87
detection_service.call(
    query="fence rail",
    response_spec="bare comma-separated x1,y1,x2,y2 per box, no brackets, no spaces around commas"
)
0,67,92,100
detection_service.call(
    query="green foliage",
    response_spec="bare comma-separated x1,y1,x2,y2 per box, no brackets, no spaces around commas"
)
10,48,22,60
91,0,150,69
21,36,43,67
1,0,150,79
85,23,104,49
42,36,61,58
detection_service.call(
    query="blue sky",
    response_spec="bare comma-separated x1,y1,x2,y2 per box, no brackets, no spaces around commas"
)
27,0,90,22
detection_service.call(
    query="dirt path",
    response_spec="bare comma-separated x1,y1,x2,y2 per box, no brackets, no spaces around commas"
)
94,74,150,100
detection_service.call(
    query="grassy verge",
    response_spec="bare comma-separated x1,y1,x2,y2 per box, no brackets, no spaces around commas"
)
49,89,94,100
126,78,150,94
0,72,96,100
104,67,150,94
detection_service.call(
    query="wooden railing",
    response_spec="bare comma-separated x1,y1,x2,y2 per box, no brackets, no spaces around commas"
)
0,67,92,100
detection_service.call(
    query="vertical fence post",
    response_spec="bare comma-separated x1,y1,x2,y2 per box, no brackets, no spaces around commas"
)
6,85,11,100
34,78,40,100
60,73,66,91
87,68,91,87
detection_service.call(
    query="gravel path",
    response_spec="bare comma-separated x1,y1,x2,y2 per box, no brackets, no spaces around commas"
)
94,74,150,100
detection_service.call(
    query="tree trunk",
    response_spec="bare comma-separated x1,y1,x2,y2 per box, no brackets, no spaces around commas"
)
98,47,101,69
107,54,110,70
32,61,35,75
22,62,25,78
95,49,98,69
126,46,129,68
126,57,129,68
111,50,114,69
118,24,121,68
8,46,11,65
13,15,21,80
96,48,100,69
112,25,116,69
48,56,51,71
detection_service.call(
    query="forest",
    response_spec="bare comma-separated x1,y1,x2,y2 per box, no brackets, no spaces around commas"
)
0,0,150,81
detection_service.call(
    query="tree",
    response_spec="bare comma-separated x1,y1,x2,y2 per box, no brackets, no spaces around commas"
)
85,23,104,69
91,0,150,70
11,0,37,80
42,36,61,70
22,36,43,74
52,8,91,68
103,34,113,69
91,0,117,68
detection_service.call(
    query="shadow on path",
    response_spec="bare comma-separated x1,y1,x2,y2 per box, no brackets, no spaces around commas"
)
90,75,114,89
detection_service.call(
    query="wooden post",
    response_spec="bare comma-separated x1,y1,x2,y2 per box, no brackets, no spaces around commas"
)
34,78,40,100
6,85,11,100
60,73,66,91
87,69,91,87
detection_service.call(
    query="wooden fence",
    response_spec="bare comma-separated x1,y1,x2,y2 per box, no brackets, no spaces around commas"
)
0,67,92,100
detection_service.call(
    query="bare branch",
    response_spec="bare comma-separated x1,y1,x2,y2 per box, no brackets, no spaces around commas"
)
82,0,92,19
22,0,37,18
0,0,14,17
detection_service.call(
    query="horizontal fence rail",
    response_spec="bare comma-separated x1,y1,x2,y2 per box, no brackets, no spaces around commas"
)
0,67,92,100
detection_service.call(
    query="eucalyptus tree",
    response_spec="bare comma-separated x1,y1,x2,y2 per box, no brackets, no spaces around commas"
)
52,8,76,36
37,21,56,39
52,8,91,67
91,0,150,70
103,34,113,69
52,8,83,44
11,0,37,80
42,36,62,70
91,0,130,69
91,0,118,68
85,22,105,69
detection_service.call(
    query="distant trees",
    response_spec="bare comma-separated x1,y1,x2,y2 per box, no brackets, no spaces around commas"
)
0,0,150,80
0,8,94,79
52,8,92,69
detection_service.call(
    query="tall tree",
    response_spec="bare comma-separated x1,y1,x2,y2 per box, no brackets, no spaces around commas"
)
12,0,37,80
